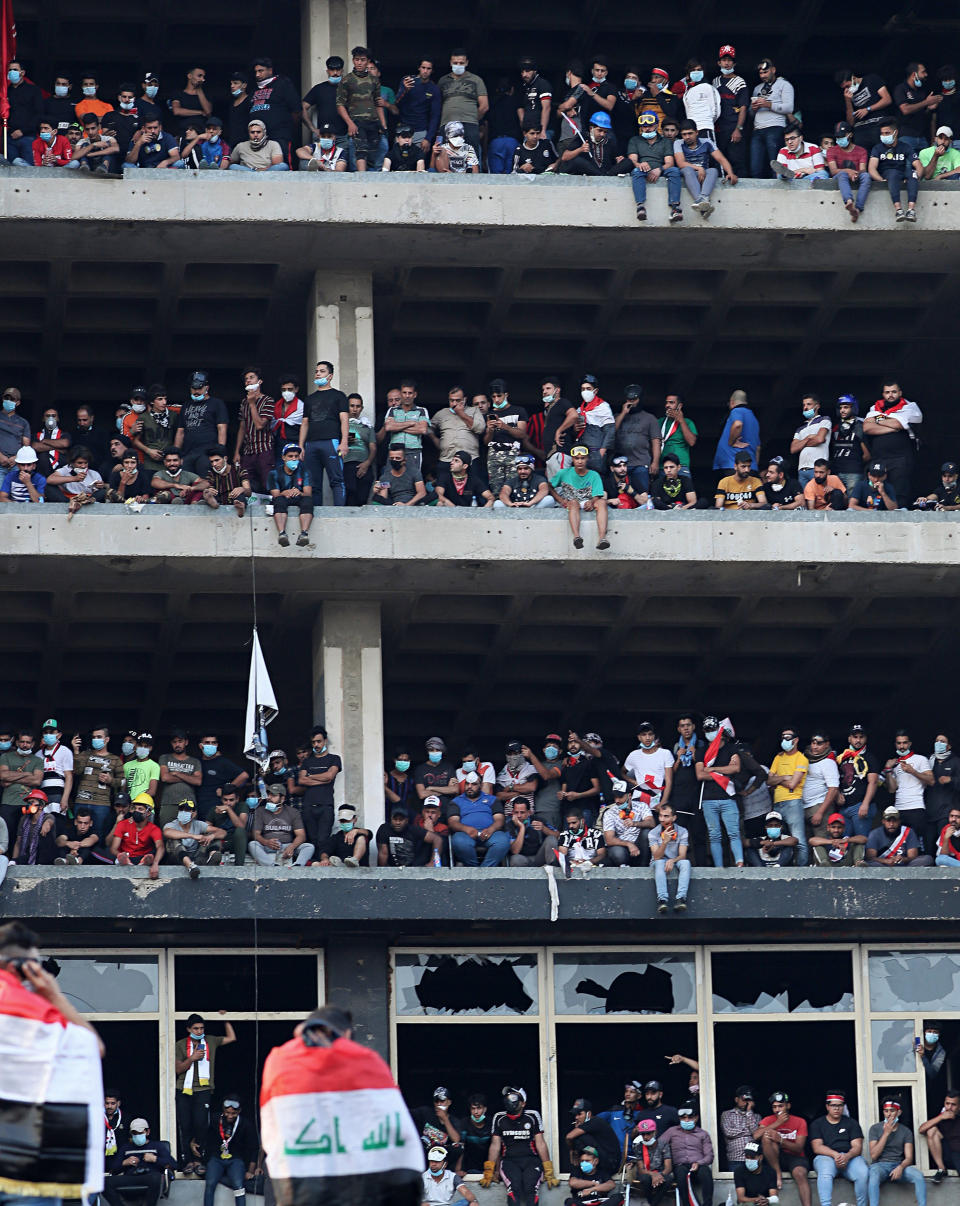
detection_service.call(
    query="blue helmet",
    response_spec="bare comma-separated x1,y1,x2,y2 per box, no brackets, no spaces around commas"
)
837,393,858,416
589,111,612,130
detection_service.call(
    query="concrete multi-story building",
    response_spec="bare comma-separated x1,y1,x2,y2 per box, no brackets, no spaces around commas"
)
4,1,960,1201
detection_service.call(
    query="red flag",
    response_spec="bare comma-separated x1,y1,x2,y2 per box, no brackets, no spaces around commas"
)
0,0,16,123
704,717,736,797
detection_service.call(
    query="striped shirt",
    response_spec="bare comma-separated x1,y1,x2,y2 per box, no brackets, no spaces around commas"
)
237,394,276,457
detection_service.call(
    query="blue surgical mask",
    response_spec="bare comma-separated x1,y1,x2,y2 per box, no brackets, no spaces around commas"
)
880,134,895,146
42,733,58,747
40,131,54,143
132,1133,147,1147
135,746,150,760
319,137,334,149
766,827,782,839
428,750,443,764
285,459,300,471
145,85,159,98
462,760,477,773
265,801,280,813
592,75,604,84
245,795,258,807
926,1031,940,1045
208,133,220,143
54,84,69,97
191,392,205,401
91,737,106,751
580,1161,595,1173
745,1159,760,1172
116,416,124,430
395,759,410,772
119,100,134,111
781,739,794,752
837,136,850,148
451,64,466,76
82,84,96,97
122,741,135,756
913,75,923,89
690,70,704,83
544,745,560,760
314,376,328,387
0,740,11,752
201,743,217,757
720,67,734,76
680,1119,695,1131
943,81,956,91
231,87,244,97
802,408,816,420
640,737,656,749
339,821,353,832
624,79,638,91
2,400,15,413
935,741,948,755
177,810,193,826
642,131,657,139
8,69,21,84
327,75,342,84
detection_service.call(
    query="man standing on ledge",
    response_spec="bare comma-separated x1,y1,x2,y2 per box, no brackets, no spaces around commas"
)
261,1004,422,1206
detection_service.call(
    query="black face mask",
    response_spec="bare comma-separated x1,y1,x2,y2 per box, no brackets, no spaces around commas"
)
390,460,404,468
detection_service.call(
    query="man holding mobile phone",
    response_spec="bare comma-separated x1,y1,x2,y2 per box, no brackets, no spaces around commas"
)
396,60,441,153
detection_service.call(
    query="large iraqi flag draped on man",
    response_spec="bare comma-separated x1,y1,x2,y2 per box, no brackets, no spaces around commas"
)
261,1031,423,1206
0,968,104,1198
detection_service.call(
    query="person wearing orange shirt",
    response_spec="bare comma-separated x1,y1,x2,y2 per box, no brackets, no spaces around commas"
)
803,458,847,510
74,72,115,122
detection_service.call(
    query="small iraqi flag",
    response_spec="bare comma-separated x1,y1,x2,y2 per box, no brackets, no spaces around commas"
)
261,1033,423,1206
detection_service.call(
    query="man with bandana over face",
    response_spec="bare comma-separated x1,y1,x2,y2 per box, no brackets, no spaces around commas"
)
484,1087,558,1203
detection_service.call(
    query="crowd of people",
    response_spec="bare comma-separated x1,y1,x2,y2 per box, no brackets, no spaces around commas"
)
4,714,960,901
5,50,960,221
0,369,950,547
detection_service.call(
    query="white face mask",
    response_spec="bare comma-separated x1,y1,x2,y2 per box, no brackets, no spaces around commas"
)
451,64,466,76
581,388,596,402
448,135,464,147
281,389,296,402
131,403,146,413
245,381,261,392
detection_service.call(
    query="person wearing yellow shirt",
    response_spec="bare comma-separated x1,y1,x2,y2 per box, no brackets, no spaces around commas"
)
767,728,810,866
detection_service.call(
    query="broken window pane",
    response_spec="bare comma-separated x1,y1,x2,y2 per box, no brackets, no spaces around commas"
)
554,953,696,1015
869,951,960,1011
872,1019,915,1073
394,953,538,1015
711,950,854,1013
56,956,159,1013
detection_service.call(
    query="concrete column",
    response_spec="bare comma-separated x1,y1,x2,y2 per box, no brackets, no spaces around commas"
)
313,600,384,835
300,0,368,123
305,269,375,425
324,933,389,1059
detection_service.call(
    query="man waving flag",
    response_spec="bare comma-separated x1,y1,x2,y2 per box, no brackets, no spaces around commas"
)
0,922,104,1200
261,1005,422,1206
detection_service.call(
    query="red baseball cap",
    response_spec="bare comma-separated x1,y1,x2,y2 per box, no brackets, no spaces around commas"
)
719,45,736,59
652,68,670,80
827,813,845,825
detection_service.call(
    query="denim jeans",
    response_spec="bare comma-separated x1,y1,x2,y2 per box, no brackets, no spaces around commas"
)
837,472,864,493
837,170,872,210
451,829,511,867
703,796,743,866
8,133,35,165
777,797,808,865
841,800,874,838
654,857,691,900
798,468,815,489
87,802,113,838
304,438,345,505
750,125,784,177
204,1154,246,1206
488,136,519,173
631,165,682,206
937,854,960,867
628,465,651,493
680,165,718,199
814,1154,869,1206
882,169,918,204
229,162,290,171
867,1162,925,1206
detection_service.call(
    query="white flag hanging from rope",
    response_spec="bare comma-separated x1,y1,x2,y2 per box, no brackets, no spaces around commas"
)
244,627,279,766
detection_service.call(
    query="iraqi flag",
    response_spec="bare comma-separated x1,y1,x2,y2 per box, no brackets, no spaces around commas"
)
0,969,104,1198
261,1034,423,1206
704,717,736,797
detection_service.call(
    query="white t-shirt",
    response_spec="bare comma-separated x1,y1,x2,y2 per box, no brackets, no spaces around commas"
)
623,746,675,806
802,756,839,809
794,417,832,471
60,468,103,496
422,1169,463,1205
892,753,931,812
456,761,495,790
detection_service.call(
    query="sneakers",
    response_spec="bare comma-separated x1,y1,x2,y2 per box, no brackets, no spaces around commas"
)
674,898,687,912
596,538,610,550
934,1169,946,1185
327,855,343,867
187,863,200,879
278,532,290,546
770,159,792,179
906,209,917,222
66,853,80,865
669,206,683,223
635,204,647,222
895,207,906,222
344,855,360,868
207,850,222,865
297,531,310,547
698,199,714,218
573,536,584,549
657,899,669,915
54,857,68,865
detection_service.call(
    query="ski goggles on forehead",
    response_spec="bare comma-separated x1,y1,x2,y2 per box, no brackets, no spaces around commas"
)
639,112,658,128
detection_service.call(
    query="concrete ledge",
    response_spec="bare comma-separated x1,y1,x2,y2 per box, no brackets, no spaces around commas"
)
5,864,960,925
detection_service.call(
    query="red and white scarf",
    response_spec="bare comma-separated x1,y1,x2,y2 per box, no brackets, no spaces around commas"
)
884,826,910,859
704,718,736,796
